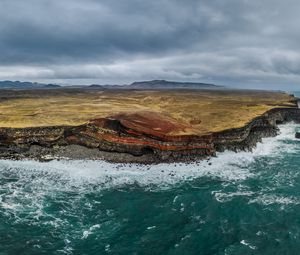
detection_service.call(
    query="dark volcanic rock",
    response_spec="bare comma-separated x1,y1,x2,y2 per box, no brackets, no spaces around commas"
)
296,132,300,139
0,107,299,163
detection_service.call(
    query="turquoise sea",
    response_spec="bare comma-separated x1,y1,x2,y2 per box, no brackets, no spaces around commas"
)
1,93,300,255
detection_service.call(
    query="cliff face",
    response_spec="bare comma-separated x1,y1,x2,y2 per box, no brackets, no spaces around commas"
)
0,107,299,163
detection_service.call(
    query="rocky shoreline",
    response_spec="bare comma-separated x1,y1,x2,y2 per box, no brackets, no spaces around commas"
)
0,105,299,164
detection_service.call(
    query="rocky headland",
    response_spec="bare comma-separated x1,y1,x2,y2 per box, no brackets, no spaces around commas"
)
0,102,299,163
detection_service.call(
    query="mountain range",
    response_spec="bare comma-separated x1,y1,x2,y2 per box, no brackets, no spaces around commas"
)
0,80,223,90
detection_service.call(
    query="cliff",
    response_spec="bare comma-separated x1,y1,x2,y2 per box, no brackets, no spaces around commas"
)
0,107,299,163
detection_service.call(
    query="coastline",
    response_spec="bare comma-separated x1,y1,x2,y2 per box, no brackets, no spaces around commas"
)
0,106,299,164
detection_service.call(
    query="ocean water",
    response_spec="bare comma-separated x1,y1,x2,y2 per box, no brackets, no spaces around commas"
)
1,120,300,254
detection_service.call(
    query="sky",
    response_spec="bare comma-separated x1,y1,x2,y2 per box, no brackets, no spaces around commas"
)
0,0,300,90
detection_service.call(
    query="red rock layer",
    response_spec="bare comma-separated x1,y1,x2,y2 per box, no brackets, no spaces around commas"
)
70,111,213,152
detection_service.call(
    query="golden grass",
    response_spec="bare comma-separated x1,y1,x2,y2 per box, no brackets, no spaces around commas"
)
0,89,295,135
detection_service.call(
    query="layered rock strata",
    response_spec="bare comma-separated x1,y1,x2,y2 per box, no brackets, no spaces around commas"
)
0,107,299,163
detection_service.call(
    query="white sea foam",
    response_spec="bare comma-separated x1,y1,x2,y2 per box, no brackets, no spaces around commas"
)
0,123,298,193
82,224,101,239
0,154,251,193
214,191,255,203
249,194,300,206
0,123,298,232
240,240,256,250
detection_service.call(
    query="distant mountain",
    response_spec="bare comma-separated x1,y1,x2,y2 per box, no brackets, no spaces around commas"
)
0,81,61,89
88,84,105,89
128,80,223,89
0,80,224,90
44,84,61,88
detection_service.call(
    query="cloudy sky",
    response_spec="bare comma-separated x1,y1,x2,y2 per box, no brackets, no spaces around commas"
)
0,0,300,89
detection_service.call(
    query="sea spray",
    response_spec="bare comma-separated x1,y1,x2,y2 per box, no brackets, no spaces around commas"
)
0,123,298,190
1,123,300,254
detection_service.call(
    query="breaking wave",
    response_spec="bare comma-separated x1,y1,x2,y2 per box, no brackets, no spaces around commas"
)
0,123,298,192
1,123,300,254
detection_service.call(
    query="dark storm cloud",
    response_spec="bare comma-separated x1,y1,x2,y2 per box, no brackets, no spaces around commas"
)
0,0,233,63
0,0,300,89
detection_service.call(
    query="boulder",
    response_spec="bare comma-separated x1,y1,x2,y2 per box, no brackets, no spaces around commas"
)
295,132,300,139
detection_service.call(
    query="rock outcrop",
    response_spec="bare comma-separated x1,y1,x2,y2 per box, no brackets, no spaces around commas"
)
0,107,299,163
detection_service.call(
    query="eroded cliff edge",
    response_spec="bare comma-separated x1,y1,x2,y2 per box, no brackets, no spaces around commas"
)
0,106,299,163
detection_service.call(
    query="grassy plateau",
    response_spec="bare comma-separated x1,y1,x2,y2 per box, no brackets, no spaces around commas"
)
0,89,296,136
